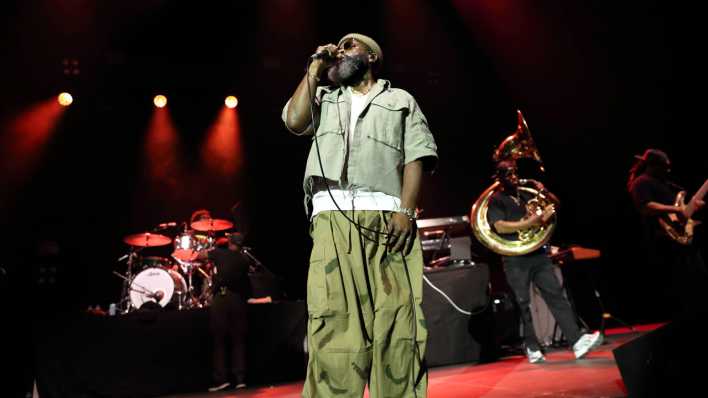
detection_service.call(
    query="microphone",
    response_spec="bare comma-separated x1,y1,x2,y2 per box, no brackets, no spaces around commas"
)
148,290,164,301
157,221,177,229
310,49,335,60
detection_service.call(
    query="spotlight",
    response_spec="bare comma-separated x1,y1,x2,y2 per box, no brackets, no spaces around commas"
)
153,95,167,108
224,96,238,109
57,92,73,106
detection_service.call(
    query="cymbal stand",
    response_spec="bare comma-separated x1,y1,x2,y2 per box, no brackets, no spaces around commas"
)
196,266,213,306
117,249,139,313
184,263,201,308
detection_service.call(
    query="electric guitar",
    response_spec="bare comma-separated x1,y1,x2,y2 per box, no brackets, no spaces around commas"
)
658,179,708,245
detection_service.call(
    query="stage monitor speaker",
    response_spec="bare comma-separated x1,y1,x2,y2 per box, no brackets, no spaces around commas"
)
613,317,706,397
422,263,497,366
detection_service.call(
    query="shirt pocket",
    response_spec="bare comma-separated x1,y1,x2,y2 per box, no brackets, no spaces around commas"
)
314,97,345,137
364,99,407,152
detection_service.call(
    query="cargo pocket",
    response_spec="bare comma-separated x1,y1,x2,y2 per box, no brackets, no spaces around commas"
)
307,258,330,317
308,216,329,317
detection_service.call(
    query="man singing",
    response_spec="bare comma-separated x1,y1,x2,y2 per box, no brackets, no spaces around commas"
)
282,33,437,397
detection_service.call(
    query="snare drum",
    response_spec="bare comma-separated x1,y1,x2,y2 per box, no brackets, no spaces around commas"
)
172,230,214,271
129,267,187,309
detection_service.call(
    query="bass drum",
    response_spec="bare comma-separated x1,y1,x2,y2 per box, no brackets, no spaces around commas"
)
130,267,187,310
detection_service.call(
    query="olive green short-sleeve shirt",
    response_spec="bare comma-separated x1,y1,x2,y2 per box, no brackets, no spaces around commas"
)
282,79,438,213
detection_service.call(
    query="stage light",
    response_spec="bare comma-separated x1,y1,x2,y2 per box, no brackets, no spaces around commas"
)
57,92,73,106
153,95,167,108
224,96,238,109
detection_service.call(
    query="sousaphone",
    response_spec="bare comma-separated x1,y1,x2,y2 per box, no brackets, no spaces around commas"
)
470,110,558,256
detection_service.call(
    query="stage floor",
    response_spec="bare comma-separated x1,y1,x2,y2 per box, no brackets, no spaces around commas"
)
161,325,660,398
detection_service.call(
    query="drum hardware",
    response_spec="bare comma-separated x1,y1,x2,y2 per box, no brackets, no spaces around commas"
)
117,230,174,312
113,217,237,312
171,228,216,308
115,249,141,313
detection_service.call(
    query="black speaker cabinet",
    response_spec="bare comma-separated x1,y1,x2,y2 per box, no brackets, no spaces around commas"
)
613,317,705,397
422,263,497,366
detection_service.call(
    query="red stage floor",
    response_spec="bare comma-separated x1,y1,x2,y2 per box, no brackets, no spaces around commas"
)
162,325,661,398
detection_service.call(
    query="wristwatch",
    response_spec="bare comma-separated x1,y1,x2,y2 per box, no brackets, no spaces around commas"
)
397,207,418,220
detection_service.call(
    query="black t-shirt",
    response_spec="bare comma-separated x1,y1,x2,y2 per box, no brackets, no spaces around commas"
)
487,189,536,242
208,248,252,300
629,174,679,244
487,189,550,257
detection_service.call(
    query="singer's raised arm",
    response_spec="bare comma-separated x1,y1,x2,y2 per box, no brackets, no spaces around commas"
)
283,44,336,135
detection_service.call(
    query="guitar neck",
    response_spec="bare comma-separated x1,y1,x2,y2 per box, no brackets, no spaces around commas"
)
687,179,708,218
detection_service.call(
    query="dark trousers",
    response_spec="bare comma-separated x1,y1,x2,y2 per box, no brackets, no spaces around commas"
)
661,243,707,321
209,289,248,384
503,252,581,350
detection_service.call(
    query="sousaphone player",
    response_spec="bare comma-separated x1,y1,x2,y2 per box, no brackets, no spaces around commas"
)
470,111,603,363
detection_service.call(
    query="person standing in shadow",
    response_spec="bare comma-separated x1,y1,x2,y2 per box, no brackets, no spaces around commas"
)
200,232,252,392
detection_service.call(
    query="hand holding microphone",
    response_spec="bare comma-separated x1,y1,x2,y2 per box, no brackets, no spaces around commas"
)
308,44,337,84
310,44,338,61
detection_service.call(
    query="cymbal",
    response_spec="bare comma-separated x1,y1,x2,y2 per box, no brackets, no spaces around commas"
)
190,218,233,232
123,232,172,247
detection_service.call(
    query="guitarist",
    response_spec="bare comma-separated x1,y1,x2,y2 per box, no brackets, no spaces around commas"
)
628,149,706,321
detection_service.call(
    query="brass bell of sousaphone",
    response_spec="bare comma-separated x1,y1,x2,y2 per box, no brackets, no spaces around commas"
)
470,110,558,256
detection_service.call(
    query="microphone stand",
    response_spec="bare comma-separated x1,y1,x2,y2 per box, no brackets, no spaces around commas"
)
113,270,162,308
116,249,141,313
241,247,271,275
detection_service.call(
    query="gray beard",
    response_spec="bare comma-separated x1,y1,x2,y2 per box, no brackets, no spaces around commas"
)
327,54,368,86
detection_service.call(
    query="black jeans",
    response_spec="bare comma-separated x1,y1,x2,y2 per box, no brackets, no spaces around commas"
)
503,252,581,351
209,290,248,384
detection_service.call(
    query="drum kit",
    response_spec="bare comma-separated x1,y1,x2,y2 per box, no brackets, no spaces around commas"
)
113,217,235,314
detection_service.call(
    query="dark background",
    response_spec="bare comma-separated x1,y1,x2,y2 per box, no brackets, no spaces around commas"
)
1,0,705,342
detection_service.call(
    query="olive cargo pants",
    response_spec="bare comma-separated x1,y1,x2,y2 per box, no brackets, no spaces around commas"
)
302,210,427,398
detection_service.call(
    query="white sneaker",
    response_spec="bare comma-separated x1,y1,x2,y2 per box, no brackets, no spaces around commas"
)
208,382,230,392
573,331,603,359
526,347,546,363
